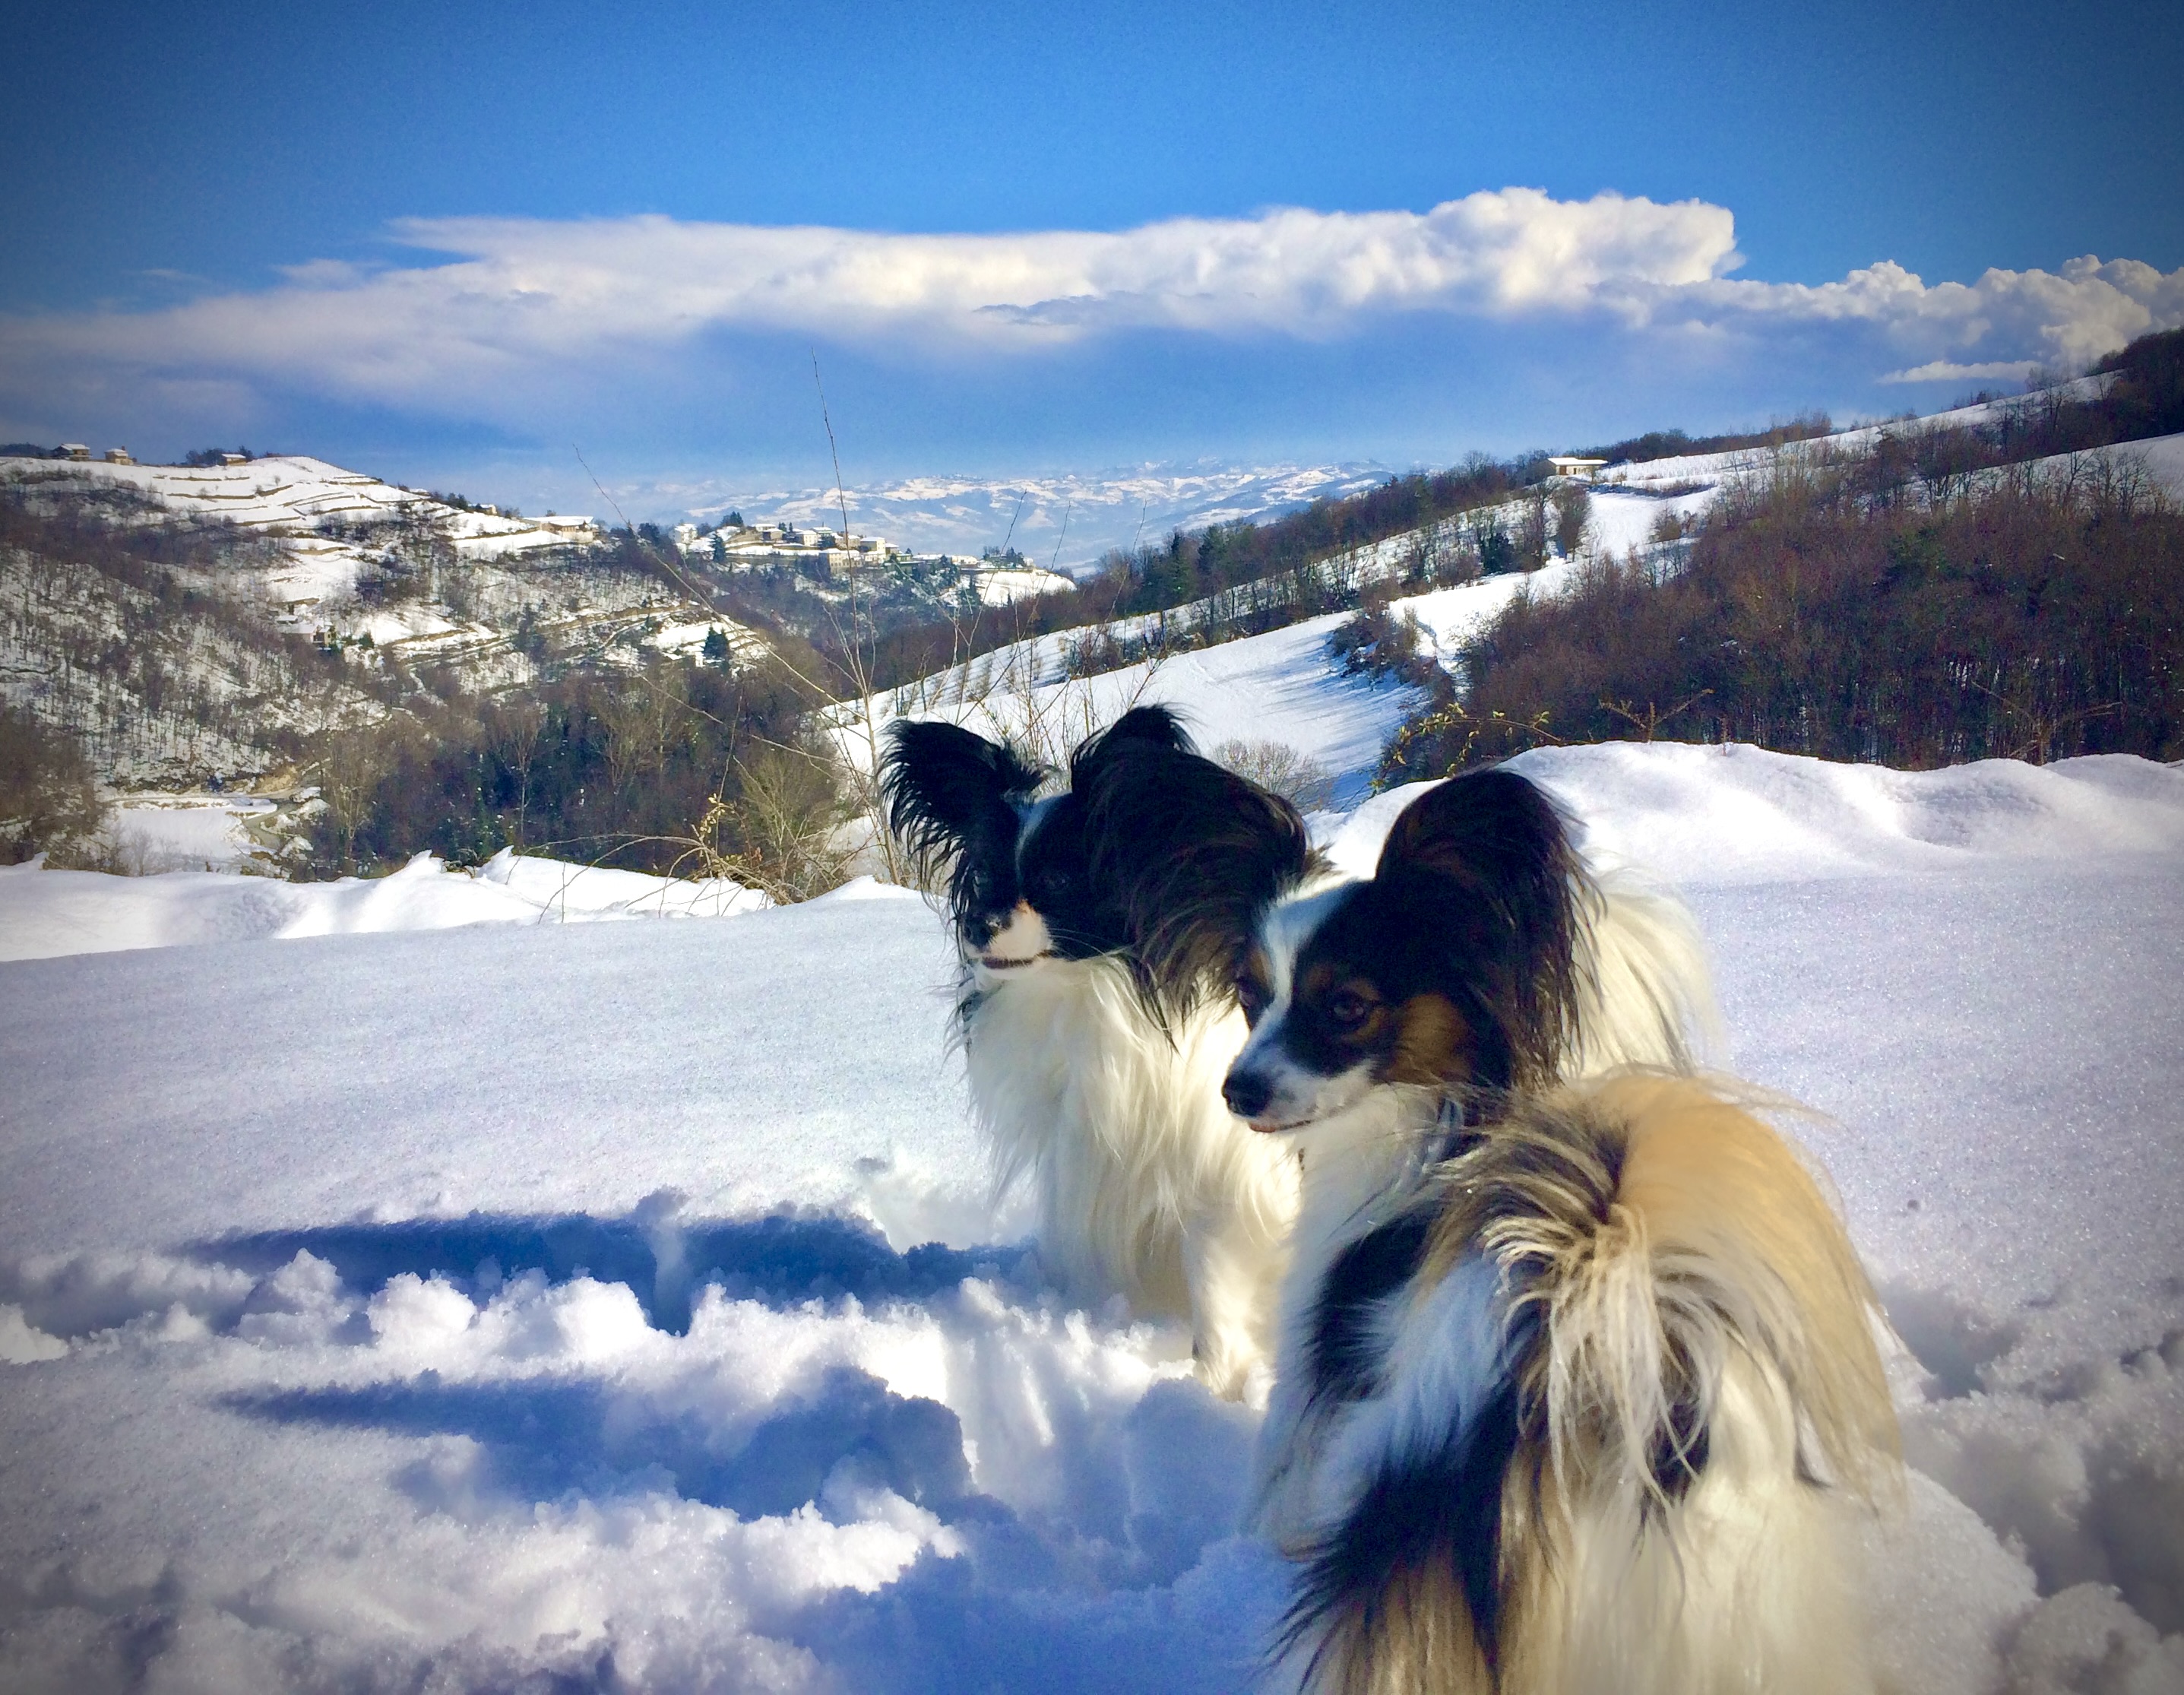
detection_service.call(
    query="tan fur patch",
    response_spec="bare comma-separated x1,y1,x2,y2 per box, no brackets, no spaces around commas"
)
1604,1075,1898,1491
1383,991,1470,1087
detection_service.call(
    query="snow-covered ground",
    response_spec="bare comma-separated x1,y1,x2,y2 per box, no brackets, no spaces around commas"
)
3,744,2181,1693
0,454,609,648
1378,426,2184,666
0,848,768,963
103,792,293,873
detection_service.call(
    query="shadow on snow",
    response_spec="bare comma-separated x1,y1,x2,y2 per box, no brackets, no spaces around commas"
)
192,1205,1036,1332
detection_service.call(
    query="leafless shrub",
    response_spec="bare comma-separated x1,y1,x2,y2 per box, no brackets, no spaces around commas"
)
1211,738,1338,813
723,741,859,901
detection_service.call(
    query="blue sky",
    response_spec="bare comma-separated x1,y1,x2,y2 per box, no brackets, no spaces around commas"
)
4,0,2180,515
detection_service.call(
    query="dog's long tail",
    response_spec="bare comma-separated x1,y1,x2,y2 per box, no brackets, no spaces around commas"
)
1455,1075,1896,1510
1282,1076,1897,1695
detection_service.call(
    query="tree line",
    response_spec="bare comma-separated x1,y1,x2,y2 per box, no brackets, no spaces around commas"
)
1382,445,2183,780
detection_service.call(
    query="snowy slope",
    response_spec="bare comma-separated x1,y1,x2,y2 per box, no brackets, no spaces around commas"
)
3,746,2182,1693
859,609,1420,809
0,454,599,559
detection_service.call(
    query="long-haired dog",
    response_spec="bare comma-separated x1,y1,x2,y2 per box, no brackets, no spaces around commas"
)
880,705,1312,1397
1207,770,1898,1694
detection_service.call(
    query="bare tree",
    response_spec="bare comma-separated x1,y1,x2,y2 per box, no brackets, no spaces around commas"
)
483,699,545,851
1553,486,1592,559
311,721,396,871
1516,486,1553,571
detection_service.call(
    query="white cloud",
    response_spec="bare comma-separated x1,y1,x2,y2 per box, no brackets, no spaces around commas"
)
0,191,1736,419
3,195,2179,445
1877,360,2043,386
1660,255,2184,373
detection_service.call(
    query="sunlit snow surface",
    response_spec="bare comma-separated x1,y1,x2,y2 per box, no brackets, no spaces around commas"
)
0,848,769,964
4,746,2183,1693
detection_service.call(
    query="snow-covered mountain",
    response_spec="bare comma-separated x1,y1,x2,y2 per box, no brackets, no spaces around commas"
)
660,460,1395,575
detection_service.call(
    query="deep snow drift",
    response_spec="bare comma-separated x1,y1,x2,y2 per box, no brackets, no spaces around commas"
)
2,746,2182,1693
0,848,768,964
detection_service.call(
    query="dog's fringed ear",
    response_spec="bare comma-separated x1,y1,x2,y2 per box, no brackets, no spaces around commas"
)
1375,768,1584,1090
1068,704,1195,788
1083,742,1317,1015
879,721,1043,884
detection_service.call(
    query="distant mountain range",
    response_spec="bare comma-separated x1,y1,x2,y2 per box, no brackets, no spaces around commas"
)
647,461,1397,575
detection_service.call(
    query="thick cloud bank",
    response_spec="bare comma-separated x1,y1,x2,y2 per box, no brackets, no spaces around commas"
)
5,192,2180,448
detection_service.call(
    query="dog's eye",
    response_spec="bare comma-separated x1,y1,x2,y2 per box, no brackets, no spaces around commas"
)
1236,977,1267,1024
1328,989,1373,1028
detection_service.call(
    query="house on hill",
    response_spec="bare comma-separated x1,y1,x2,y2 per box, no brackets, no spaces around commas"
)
1547,455,1606,480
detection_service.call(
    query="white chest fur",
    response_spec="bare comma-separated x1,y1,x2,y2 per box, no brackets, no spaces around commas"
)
962,957,1299,1399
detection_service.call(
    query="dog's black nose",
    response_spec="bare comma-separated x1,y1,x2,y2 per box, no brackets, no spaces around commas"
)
1223,1069,1271,1120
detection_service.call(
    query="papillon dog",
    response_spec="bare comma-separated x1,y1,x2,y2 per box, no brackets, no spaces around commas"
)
879,706,1312,1398
1208,770,1897,1694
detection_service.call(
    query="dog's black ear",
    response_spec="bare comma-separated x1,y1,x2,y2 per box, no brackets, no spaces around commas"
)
1084,744,1315,1014
1068,705,1195,787
1375,768,1583,1090
880,721,1042,883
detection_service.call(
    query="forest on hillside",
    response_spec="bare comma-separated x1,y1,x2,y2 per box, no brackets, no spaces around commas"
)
1381,397,2184,777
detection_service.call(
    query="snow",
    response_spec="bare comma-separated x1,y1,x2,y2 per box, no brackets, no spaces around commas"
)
0,848,768,963
4,740,2182,1691
1389,557,1587,657
1371,429,2184,672
102,792,287,872
970,566,1077,605
1321,741,2184,886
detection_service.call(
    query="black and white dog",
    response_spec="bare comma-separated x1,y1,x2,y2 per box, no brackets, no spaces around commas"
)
1208,771,1897,1694
880,706,1312,1398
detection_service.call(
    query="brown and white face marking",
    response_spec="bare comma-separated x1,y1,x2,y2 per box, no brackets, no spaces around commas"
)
1221,882,1478,1133
1220,768,1586,1136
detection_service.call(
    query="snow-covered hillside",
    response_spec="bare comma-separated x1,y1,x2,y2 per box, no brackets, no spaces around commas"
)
3,747,2181,1693
0,454,603,613
2,453,599,550
0,455,768,787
